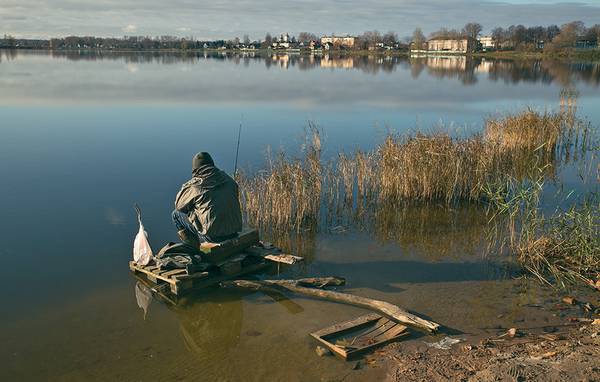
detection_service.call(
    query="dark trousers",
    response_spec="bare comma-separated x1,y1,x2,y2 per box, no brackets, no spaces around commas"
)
172,210,240,243
171,210,208,243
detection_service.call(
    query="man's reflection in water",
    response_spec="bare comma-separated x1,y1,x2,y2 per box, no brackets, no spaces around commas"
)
133,282,244,361
175,290,243,360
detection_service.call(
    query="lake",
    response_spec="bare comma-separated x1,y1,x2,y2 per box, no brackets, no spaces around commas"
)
0,50,599,381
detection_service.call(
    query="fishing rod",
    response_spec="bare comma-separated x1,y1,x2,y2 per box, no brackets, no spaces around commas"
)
233,115,242,176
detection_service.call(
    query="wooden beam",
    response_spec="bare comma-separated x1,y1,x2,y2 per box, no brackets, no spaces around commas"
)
223,278,440,333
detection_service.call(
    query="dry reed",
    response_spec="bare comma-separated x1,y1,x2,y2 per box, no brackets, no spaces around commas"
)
239,107,588,233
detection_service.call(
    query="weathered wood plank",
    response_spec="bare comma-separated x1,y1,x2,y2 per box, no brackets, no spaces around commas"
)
312,313,380,338
162,268,187,278
311,313,410,361
168,261,269,295
264,254,304,265
345,331,410,360
130,261,176,285
200,229,259,264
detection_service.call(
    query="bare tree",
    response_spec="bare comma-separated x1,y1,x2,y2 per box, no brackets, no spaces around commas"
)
463,22,483,39
357,30,382,49
430,28,461,39
243,34,250,45
298,32,318,43
382,31,398,46
586,24,600,43
412,27,426,49
491,27,506,48
549,21,585,49
264,32,273,47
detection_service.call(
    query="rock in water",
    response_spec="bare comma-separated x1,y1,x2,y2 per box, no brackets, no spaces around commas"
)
315,346,332,357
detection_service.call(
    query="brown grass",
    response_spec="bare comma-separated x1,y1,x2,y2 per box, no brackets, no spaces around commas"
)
238,107,588,233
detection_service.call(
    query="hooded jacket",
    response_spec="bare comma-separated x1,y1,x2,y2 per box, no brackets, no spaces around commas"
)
175,164,242,240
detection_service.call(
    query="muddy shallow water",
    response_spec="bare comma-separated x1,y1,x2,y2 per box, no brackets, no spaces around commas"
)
0,50,599,381
2,228,595,381
1,234,580,381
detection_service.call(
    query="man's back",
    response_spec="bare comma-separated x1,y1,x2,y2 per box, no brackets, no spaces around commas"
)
175,153,242,242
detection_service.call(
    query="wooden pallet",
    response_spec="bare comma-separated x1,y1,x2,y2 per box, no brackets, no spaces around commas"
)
129,256,269,295
311,313,410,360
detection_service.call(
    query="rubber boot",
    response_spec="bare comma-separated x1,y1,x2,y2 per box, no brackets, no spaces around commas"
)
177,229,200,249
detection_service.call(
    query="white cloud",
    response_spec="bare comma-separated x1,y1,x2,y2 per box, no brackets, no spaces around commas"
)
122,24,137,33
2,0,599,39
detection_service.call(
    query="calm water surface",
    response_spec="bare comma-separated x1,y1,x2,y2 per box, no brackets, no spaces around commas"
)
0,50,599,381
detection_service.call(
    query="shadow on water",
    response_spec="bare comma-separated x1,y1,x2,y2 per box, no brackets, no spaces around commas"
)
312,260,518,293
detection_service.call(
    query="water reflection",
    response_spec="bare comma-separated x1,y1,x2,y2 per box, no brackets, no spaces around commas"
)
2,50,599,89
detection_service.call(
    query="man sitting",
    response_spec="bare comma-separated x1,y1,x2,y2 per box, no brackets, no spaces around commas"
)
172,152,242,248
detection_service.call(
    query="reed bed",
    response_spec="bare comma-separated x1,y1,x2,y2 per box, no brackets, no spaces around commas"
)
522,200,600,289
485,176,600,289
239,107,588,233
239,125,322,232
238,105,596,287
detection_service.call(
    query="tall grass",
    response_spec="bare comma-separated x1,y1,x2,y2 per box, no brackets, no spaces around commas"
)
485,175,600,289
239,106,589,234
237,99,598,288
239,124,322,232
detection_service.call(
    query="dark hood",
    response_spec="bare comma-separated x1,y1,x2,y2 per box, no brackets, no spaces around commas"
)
191,164,229,189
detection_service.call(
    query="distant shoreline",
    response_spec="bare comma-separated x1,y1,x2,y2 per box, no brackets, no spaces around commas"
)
3,47,599,61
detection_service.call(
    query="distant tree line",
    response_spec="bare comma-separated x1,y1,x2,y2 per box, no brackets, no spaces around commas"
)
413,21,600,51
1,20,598,52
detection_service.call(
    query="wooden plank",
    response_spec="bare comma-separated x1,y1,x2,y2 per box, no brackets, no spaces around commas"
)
130,257,269,296
373,324,407,341
313,336,348,359
310,313,410,361
162,268,187,278
173,261,269,295
129,261,176,286
357,319,396,341
200,229,260,264
264,254,304,265
173,271,210,281
312,313,381,338
154,269,174,276
350,317,391,340
345,331,410,360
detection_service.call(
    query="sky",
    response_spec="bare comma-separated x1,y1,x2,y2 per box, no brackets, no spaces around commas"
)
1,0,599,40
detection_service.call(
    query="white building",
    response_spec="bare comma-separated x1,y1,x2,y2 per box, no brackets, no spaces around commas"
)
478,36,495,50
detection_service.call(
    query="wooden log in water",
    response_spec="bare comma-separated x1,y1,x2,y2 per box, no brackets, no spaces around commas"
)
223,278,440,333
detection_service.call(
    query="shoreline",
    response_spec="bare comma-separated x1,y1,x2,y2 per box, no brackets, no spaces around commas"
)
3,47,599,61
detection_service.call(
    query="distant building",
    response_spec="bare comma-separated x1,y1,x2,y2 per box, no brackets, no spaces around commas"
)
426,37,478,53
576,39,598,49
478,36,495,50
320,35,355,48
272,33,292,49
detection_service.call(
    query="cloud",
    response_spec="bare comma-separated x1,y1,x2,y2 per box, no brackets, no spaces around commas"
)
122,24,137,33
1,0,599,39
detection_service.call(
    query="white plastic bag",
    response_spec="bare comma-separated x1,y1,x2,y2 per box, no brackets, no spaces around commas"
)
133,204,153,266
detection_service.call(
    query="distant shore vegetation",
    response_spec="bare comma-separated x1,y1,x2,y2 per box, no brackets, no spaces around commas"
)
1,20,598,59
